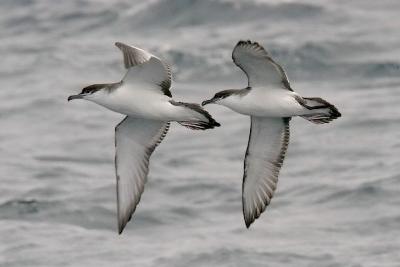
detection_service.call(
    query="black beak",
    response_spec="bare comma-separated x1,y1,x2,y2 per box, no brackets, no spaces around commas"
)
67,94,83,101
202,98,216,106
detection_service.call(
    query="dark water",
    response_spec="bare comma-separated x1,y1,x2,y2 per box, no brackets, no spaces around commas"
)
1,0,400,266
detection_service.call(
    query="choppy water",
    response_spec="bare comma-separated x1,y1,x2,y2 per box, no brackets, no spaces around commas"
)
1,0,400,266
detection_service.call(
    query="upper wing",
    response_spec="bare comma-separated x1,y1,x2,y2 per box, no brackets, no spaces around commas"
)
115,42,172,97
232,40,292,90
242,117,290,228
115,116,169,234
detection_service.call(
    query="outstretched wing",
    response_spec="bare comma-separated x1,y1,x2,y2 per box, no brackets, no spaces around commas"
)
115,116,169,234
242,117,290,228
115,42,172,97
232,40,292,91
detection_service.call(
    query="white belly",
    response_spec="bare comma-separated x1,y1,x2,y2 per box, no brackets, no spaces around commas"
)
89,84,175,120
221,89,305,117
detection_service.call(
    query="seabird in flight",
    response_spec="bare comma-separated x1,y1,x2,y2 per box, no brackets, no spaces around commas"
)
68,42,220,234
202,40,341,228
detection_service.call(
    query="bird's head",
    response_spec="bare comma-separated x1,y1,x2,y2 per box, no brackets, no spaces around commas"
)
202,89,238,106
68,83,111,102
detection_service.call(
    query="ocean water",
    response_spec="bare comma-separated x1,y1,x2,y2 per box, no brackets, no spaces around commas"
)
1,0,400,266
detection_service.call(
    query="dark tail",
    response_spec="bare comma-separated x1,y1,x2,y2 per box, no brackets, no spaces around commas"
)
299,97,341,124
170,101,220,130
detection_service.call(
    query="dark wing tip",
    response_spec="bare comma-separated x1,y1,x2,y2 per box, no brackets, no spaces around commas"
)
115,42,125,49
118,217,127,234
235,39,267,54
118,221,125,235
237,39,253,46
117,212,133,235
237,40,246,46
244,217,254,229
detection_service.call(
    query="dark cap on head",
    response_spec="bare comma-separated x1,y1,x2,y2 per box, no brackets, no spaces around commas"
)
202,89,242,106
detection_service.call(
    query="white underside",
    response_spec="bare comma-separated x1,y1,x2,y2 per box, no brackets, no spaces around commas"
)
218,87,311,118
114,116,169,233
85,83,205,122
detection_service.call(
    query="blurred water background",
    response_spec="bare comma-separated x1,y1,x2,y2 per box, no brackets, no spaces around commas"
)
1,0,400,266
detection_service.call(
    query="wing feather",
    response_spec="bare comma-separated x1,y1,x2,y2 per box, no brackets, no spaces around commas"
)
115,116,169,234
242,117,290,228
232,40,292,91
115,42,172,97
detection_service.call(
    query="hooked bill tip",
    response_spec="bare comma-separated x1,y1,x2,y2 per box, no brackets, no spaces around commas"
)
202,99,213,106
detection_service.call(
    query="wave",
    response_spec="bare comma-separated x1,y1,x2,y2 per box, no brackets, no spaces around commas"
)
124,0,324,28
2,0,395,83
153,247,335,267
0,199,42,215
162,40,400,82
313,175,399,207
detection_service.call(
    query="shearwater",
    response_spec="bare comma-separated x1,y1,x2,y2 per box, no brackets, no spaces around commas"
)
68,42,220,234
202,40,341,228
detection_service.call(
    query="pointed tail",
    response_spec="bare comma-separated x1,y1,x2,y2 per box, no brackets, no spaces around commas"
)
170,101,220,130
299,97,341,124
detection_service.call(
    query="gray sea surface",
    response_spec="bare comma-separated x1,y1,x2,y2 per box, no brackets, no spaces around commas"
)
1,0,400,266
